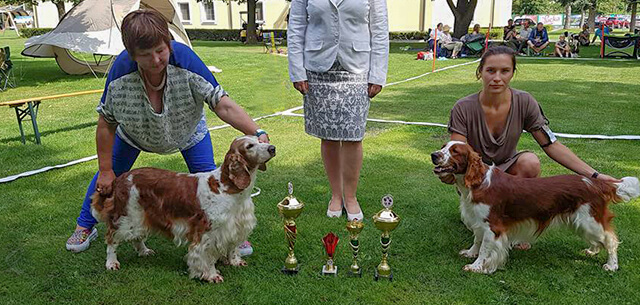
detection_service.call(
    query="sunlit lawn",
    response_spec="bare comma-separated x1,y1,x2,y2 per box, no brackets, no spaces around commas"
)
1,31,639,305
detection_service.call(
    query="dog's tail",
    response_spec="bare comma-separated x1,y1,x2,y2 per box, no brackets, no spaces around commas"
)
614,177,640,202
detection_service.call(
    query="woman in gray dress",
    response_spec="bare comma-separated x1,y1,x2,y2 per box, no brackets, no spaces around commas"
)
288,0,389,221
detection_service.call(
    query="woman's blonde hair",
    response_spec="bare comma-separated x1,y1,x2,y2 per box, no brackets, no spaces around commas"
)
121,9,172,56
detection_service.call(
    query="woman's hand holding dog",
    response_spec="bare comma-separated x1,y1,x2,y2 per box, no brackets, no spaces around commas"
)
96,170,116,195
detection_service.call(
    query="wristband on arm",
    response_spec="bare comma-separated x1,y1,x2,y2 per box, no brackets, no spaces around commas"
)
255,129,268,138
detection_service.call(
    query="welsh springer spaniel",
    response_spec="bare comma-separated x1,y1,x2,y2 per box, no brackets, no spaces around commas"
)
431,141,639,274
91,136,276,283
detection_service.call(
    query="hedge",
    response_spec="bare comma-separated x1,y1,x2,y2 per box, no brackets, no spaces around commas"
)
21,27,556,42
185,29,287,41
19,28,53,38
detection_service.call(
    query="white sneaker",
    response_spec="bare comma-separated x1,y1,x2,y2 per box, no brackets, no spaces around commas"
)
238,241,253,257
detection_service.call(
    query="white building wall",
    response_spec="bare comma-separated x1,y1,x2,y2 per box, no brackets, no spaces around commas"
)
34,0,73,28
34,0,512,32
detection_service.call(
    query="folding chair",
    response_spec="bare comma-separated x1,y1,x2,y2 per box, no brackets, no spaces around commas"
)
526,42,550,56
602,35,640,59
262,32,284,54
462,37,485,57
0,46,15,91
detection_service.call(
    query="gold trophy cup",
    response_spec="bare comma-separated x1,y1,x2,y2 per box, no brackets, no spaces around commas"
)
346,220,365,277
372,194,400,281
277,182,304,275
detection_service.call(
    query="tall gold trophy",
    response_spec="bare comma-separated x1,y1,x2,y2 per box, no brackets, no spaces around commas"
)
346,220,365,277
372,194,400,281
277,182,304,275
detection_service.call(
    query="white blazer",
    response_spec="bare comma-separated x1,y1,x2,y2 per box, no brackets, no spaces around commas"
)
287,0,389,86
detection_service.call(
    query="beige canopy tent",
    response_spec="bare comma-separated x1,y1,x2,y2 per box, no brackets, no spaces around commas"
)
22,0,191,75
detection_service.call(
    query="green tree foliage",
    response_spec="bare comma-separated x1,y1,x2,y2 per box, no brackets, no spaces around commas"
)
513,0,562,14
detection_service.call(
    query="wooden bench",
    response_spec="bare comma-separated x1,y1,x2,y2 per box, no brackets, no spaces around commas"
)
0,89,103,144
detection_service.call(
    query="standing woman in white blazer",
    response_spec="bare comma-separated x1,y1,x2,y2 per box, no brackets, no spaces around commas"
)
287,0,389,221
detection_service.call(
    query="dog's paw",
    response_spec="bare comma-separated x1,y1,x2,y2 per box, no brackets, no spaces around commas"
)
138,248,156,257
513,242,531,251
234,259,248,267
228,258,248,267
459,249,479,258
583,248,600,257
603,263,618,272
106,260,120,270
205,274,224,283
463,264,488,274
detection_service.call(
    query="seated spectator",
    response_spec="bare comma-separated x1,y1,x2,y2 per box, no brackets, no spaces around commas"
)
578,24,590,46
462,24,484,42
515,21,533,54
503,19,517,41
554,35,571,57
591,25,611,44
441,25,463,59
430,23,444,41
527,22,549,55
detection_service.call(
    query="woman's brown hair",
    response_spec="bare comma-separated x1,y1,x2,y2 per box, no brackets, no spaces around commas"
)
475,46,517,80
121,9,171,57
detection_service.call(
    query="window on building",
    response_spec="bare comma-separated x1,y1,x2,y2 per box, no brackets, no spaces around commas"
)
202,2,215,22
178,2,190,22
256,1,264,22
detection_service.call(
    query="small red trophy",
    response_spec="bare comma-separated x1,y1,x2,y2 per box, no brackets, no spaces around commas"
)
321,232,339,275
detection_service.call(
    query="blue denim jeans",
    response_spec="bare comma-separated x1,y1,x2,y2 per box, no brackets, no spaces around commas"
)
76,132,216,229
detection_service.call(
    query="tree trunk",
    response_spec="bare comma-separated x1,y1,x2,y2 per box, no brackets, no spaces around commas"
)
587,4,596,33
563,4,571,30
579,9,585,28
446,0,479,39
54,1,66,21
246,0,258,44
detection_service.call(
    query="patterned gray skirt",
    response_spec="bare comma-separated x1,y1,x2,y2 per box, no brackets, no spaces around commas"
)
304,62,369,141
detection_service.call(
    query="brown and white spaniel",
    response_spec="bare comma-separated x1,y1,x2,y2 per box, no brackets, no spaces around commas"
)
91,136,276,283
432,141,639,274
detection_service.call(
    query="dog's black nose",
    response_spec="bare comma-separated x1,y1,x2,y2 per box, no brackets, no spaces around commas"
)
431,152,440,164
268,145,276,156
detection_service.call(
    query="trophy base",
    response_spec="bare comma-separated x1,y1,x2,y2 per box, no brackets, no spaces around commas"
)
374,269,393,281
281,266,299,275
321,265,337,276
348,269,362,277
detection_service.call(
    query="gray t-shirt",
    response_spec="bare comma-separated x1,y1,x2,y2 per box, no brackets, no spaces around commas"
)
519,27,533,40
448,89,548,168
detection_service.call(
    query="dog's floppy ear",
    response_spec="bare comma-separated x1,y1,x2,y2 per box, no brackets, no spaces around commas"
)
227,153,251,190
464,148,485,189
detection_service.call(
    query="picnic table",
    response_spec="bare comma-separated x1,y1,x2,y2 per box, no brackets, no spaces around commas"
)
0,89,103,144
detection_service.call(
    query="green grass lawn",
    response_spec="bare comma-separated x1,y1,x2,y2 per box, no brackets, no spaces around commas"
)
1,31,640,305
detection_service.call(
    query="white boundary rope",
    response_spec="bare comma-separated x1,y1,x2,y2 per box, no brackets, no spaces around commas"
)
2,60,639,184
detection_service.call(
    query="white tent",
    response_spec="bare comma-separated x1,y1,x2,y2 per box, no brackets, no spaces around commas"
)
22,0,191,75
